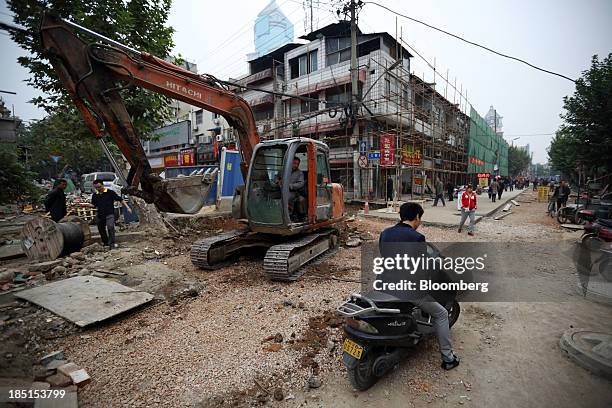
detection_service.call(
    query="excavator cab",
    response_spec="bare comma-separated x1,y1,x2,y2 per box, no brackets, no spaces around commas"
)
244,138,342,235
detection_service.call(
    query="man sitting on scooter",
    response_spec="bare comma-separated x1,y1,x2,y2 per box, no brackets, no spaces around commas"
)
379,202,461,370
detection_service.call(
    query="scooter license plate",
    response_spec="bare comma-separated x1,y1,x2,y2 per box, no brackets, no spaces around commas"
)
343,338,364,359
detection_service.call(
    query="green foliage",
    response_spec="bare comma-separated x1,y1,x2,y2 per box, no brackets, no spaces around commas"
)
548,54,612,178
547,129,579,178
20,109,111,178
7,0,175,138
508,145,531,177
0,144,41,205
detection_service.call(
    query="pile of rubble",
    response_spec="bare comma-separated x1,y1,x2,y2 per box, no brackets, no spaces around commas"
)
28,350,91,406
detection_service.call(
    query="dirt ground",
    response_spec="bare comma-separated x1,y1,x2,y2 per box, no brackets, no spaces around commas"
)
1,190,611,407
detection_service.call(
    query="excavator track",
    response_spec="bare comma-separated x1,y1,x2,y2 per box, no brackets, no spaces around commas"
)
190,230,247,269
263,229,338,281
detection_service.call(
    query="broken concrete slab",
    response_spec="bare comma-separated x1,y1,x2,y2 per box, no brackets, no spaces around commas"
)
15,276,154,327
45,359,68,371
45,373,72,387
68,368,91,387
511,199,520,206
502,203,512,212
57,362,80,377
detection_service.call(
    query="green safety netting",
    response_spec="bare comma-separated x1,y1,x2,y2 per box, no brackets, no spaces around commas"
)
468,106,508,176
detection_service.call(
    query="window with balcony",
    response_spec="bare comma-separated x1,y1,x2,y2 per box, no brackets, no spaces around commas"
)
326,86,351,108
289,50,318,79
301,93,319,113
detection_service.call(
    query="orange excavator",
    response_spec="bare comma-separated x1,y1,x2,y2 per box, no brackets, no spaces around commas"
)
40,14,345,280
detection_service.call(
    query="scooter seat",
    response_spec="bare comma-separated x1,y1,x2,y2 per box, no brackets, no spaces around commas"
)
597,218,612,228
363,291,415,307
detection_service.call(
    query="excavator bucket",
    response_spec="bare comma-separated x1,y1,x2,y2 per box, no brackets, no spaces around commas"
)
155,169,218,214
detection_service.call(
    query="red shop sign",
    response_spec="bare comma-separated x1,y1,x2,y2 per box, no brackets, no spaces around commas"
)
379,133,395,166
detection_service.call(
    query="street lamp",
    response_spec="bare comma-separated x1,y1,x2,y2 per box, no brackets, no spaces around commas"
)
511,137,520,147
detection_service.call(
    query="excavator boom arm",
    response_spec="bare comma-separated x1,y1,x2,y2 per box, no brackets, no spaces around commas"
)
39,14,260,213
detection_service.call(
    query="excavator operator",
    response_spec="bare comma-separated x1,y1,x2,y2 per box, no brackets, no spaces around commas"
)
274,157,305,220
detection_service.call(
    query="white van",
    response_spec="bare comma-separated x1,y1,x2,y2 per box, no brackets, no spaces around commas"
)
82,172,122,195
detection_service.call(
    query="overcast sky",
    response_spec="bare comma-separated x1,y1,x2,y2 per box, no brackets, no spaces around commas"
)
1,0,611,162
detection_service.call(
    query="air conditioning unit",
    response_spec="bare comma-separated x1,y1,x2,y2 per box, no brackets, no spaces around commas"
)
213,118,220,125
193,125,199,131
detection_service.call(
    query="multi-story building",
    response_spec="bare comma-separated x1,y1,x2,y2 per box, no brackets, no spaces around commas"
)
234,21,471,200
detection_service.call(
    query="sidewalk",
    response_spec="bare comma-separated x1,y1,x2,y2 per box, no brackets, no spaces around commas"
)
362,187,526,227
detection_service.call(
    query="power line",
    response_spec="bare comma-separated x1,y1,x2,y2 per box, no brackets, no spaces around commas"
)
363,1,576,83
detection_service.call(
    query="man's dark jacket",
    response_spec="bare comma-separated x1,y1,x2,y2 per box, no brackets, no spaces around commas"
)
44,188,66,222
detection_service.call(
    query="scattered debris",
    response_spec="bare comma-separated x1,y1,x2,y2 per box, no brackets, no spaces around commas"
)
345,238,362,247
307,375,322,389
16,276,154,327
494,211,513,221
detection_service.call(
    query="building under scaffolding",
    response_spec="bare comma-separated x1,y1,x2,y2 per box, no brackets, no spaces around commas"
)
232,20,497,201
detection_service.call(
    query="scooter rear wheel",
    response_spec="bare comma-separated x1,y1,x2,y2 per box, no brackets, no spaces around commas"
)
347,353,377,391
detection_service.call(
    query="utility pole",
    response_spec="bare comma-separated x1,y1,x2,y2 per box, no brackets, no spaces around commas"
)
349,0,361,197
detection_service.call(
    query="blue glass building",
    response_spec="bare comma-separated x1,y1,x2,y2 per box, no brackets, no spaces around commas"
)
250,0,294,59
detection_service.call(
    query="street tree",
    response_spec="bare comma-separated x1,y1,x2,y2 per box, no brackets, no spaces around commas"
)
7,0,175,139
0,144,41,205
508,145,531,177
548,54,612,179
20,109,111,179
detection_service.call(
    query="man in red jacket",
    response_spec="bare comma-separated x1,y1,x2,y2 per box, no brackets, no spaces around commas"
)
458,184,477,236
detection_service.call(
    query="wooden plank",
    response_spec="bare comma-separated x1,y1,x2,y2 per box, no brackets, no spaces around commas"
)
502,203,513,212
15,276,153,327
494,211,513,220
511,200,520,206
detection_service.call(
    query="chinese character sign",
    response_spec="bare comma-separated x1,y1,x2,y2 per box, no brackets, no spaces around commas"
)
401,144,422,166
179,148,196,166
379,133,395,166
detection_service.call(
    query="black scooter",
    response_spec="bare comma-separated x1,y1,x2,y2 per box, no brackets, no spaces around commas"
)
337,245,461,391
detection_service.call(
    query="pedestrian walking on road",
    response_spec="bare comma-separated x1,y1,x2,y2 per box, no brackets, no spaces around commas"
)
433,178,445,207
446,181,454,202
497,179,504,200
44,179,68,222
91,179,132,249
386,176,394,202
458,184,477,236
490,179,498,202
